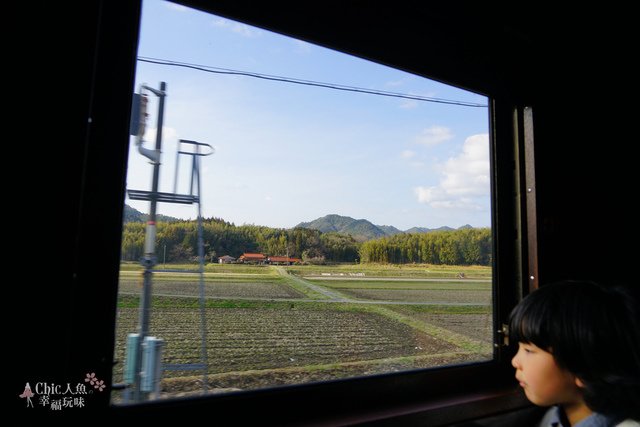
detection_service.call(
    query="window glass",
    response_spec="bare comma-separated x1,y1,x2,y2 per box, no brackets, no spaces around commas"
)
113,0,493,402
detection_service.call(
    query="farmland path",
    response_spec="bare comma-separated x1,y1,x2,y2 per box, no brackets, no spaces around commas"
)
274,267,350,301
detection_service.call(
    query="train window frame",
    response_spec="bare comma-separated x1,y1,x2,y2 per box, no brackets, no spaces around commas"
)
108,101,533,424
71,1,536,423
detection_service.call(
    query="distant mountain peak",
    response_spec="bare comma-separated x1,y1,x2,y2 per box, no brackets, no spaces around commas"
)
123,204,180,223
295,214,469,241
296,214,381,241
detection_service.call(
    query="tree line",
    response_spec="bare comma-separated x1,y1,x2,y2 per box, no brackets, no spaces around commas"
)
358,227,491,265
120,218,491,266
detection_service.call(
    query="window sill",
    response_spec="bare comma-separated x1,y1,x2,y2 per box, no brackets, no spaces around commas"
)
310,386,530,426
110,382,529,426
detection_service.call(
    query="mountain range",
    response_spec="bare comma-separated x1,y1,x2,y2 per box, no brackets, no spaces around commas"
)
296,214,471,241
124,205,471,242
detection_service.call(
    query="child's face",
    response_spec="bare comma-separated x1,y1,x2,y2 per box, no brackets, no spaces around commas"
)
511,342,583,407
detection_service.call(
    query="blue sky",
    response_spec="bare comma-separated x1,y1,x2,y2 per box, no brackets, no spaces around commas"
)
125,0,491,230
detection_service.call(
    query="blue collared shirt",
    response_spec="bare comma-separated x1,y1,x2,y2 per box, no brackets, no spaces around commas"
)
538,406,619,427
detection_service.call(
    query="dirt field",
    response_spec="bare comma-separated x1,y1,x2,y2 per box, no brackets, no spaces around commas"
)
113,304,460,377
118,279,305,299
113,264,494,399
336,288,491,304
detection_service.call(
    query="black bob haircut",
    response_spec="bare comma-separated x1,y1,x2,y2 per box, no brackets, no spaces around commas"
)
509,280,640,419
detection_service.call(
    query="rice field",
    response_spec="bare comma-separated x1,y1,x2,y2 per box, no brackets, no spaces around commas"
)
112,263,493,398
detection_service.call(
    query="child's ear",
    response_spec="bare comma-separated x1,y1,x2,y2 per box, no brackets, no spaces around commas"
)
575,377,586,388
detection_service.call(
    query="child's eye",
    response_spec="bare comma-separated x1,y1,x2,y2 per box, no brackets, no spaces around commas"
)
519,343,535,354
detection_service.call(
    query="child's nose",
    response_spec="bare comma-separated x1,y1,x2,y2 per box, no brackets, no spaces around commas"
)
511,353,520,369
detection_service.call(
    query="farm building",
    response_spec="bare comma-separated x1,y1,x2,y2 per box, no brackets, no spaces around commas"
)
267,256,301,265
218,255,236,264
238,253,266,264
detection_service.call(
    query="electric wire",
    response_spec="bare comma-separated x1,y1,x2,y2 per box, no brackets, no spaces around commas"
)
138,56,487,108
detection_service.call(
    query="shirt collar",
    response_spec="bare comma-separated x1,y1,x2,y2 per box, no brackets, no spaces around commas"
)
574,412,616,427
543,406,617,427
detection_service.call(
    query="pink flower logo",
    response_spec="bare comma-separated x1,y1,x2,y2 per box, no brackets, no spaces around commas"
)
85,372,106,392
85,372,97,386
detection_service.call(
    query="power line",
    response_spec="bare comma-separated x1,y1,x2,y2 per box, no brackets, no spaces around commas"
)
137,56,487,108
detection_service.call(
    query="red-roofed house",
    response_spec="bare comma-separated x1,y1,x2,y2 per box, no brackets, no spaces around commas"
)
267,256,301,265
238,253,266,264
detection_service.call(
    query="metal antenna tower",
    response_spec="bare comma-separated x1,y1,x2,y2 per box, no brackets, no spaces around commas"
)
125,82,214,402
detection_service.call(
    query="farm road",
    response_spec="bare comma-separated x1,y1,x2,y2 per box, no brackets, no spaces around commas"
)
274,267,349,301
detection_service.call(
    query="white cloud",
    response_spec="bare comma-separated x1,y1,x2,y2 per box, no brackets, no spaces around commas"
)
400,149,424,167
414,133,490,210
142,126,179,145
414,125,454,146
213,18,262,38
400,150,415,159
399,99,419,109
385,79,405,87
397,90,438,110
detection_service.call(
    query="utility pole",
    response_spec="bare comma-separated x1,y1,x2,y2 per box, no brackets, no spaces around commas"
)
134,81,166,402
126,83,213,402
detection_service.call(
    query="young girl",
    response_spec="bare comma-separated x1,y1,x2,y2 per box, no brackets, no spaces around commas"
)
509,280,640,426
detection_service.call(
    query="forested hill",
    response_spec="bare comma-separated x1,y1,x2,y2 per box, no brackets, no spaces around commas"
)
124,206,471,243
296,214,394,241
296,214,472,241
123,204,181,223
119,208,490,265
